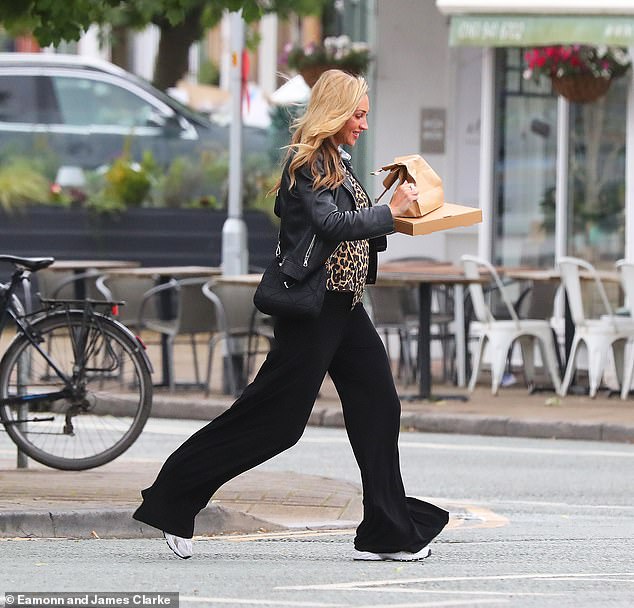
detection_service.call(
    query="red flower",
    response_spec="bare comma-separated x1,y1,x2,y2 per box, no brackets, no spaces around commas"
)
523,44,631,82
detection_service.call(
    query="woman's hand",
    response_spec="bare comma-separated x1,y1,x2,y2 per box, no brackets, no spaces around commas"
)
388,182,419,217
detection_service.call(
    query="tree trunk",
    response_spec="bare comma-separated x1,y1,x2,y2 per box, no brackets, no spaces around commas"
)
110,25,131,71
152,9,203,91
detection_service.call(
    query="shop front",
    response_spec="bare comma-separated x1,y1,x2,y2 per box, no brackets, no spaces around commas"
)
437,2,634,269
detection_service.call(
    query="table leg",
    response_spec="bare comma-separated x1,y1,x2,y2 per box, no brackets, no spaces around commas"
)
417,283,432,398
400,283,468,402
73,269,87,300
454,285,466,387
158,284,172,388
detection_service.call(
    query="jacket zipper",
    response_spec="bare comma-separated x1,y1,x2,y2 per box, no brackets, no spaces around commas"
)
343,173,372,208
342,177,355,202
303,235,316,267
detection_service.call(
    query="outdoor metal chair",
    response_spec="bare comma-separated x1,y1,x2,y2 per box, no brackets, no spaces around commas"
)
36,268,104,301
614,259,634,399
365,285,416,383
137,277,219,390
386,256,457,382
202,280,274,396
557,256,634,398
96,274,157,331
461,254,562,395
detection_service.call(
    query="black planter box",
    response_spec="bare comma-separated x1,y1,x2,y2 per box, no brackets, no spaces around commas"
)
0,206,277,271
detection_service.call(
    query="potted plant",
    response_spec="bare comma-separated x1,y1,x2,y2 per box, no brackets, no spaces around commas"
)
523,45,631,103
281,35,371,86
0,158,54,212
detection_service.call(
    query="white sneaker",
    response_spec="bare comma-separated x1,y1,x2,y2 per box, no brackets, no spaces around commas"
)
354,545,431,562
163,531,193,559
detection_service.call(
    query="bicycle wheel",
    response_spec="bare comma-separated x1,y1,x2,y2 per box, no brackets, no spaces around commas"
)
0,311,152,470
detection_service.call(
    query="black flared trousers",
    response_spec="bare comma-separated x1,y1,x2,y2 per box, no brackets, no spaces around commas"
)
133,291,448,553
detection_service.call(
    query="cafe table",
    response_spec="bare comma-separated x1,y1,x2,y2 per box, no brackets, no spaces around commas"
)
103,265,221,280
104,266,222,387
213,273,263,286
46,259,140,300
376,260,485,401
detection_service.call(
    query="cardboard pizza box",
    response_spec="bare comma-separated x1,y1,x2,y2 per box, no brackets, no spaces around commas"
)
393,202,482,236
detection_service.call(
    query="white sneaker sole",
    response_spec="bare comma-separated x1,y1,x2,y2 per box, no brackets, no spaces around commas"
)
163,532,193,559
354,546,431,562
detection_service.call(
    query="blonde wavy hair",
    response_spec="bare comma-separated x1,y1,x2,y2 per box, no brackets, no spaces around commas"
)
279,69,368,192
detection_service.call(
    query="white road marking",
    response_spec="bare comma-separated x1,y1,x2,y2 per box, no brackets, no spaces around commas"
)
299,435,634,458
428,496,634,512
180,598,344,607
210,529,356,542
345,602,507,608
277,571,634,590
179,599,506,608
344,588,561,597
138,420,634,460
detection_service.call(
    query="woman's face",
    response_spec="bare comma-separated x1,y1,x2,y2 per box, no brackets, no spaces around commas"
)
333,95,369,147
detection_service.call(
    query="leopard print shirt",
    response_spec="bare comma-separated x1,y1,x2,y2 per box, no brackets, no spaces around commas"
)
325,166,369,308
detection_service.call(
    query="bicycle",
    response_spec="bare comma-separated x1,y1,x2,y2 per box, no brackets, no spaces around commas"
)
0,255,153,470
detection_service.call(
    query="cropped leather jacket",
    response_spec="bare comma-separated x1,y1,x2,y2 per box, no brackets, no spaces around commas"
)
273,155,394,285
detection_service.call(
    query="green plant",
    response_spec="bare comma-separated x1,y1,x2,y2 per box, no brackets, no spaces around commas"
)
0,158,53,212
281,35,371,74
87,148,155,213
242,156,281,224
198,58,220,86
524,45,631,82
0,139,60,182
156,151,228,209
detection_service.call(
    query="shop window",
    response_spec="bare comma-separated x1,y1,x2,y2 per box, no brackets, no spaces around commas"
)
493,48,558,268
493,47,626,270
568,76,627,267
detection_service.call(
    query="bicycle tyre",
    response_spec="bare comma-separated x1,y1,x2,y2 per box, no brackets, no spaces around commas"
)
0,310,152,470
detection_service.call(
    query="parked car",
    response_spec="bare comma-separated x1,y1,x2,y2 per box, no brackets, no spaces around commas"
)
0,52,272,170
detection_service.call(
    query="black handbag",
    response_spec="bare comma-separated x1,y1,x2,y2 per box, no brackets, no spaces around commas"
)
254,257,326,319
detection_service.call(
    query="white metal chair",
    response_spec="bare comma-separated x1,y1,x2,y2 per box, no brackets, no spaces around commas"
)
557,256,634,398
461,254,562,395
615,259,634,399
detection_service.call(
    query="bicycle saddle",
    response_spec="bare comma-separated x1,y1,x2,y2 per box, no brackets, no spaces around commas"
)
0,255,55,271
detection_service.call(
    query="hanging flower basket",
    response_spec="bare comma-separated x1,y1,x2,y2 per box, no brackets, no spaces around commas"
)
523,45,631,104
281,36,371,88
299,64,339,88
551,74,612,104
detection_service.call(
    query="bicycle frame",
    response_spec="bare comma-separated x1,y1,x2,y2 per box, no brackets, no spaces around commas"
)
1,256,154,470
0,268,73,385
0,268,123,420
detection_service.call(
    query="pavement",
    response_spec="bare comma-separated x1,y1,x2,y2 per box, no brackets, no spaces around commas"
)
2,370,634,540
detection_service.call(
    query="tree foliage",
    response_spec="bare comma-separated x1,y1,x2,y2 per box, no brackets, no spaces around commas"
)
1,0,326,47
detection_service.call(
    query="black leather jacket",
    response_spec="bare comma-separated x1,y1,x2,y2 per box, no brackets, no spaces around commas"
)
273,155,394,285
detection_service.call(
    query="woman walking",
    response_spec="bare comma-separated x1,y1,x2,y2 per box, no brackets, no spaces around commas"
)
133,69,449,561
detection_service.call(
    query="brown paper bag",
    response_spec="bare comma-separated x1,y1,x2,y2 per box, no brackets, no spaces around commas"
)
372,154,444,218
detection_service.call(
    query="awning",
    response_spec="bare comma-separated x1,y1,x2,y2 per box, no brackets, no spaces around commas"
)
449,14,634,46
